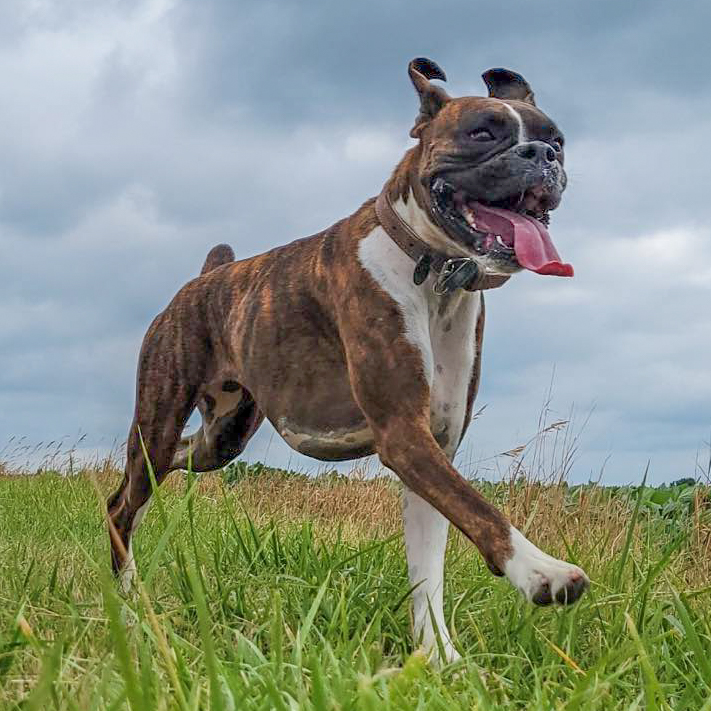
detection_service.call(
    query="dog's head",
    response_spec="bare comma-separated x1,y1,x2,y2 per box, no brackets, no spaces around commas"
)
406,58,572,277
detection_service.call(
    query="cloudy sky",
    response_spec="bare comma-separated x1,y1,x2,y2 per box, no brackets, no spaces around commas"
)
2,0,710,484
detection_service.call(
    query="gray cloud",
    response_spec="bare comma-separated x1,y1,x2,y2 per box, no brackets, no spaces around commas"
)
1,0,710,483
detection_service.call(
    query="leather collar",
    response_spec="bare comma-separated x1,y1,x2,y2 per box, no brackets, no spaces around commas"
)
375,190,511,293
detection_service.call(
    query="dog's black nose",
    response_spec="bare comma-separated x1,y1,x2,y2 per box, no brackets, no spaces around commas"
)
515,141,556,164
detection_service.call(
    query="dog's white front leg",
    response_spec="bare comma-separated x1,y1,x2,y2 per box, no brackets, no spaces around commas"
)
402,486,461,664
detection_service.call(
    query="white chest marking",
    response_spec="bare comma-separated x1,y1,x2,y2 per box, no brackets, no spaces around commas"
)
358,226,481,455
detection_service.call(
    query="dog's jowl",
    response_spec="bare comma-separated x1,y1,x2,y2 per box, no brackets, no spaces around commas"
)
107,58,588,663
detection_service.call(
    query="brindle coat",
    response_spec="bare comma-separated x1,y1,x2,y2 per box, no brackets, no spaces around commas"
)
108,59,587,612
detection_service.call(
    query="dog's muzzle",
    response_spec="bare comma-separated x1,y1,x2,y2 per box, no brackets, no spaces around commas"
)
428,145,573,277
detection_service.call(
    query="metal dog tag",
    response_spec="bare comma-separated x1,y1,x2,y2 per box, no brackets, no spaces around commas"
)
433,258,480,295
413,254,432,285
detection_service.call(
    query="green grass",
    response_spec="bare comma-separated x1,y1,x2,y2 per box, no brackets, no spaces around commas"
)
1,468,710,710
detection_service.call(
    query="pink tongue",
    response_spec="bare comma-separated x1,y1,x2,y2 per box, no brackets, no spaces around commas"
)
471,203,574,277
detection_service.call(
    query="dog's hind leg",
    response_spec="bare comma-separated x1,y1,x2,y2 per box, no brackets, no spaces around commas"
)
171,383,264,473
107,310,206,591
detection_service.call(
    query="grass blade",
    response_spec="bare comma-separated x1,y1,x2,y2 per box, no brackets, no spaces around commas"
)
615,464,649,584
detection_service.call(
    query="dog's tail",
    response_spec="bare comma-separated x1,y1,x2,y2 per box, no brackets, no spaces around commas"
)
200,243,235,275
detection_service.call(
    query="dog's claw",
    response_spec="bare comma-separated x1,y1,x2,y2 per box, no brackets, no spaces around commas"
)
554,572,589,605
487,561,505,577
531,572,589,606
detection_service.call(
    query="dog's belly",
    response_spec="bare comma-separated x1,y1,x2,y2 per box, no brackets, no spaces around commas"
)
277,417,375,461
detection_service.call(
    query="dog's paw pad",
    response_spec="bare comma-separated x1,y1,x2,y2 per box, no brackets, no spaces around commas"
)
553,570,589,604
504,526,590,606
530,566,588,606
531,578,552,606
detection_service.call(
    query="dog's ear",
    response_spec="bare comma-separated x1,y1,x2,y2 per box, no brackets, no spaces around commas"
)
482,68,536,106
409,58,450,138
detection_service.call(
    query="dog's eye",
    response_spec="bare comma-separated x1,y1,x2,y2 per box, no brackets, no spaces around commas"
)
468,128,495,142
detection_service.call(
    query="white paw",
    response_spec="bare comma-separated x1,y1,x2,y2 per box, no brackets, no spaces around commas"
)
421,636,462,667
440,640,462,665
504,526,589,605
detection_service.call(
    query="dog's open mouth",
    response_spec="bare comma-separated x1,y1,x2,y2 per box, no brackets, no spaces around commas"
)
431,179,574,277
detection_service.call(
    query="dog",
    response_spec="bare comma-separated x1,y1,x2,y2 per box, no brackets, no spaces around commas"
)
108,58,589,663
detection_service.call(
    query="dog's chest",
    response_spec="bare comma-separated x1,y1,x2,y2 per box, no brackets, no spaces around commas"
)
426,290,480,456
359,228,481,455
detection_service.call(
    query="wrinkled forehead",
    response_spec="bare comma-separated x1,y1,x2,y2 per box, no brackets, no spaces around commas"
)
434,96,562,138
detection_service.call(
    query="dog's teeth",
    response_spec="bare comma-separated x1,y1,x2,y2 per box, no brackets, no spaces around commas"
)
495,235,512,251
461,206,477,230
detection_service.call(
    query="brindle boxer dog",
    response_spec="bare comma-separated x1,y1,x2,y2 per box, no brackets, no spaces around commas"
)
108,58,589,664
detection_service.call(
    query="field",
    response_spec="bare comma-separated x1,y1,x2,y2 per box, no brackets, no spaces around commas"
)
1,457,711,710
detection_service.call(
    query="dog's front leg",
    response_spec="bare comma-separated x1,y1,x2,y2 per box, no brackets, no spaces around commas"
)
377,414,514,571
379,414,589,605
401,486,460,664
343,331,588,628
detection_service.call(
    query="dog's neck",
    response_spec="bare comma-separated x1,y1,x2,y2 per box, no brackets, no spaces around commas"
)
383,148,470,260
